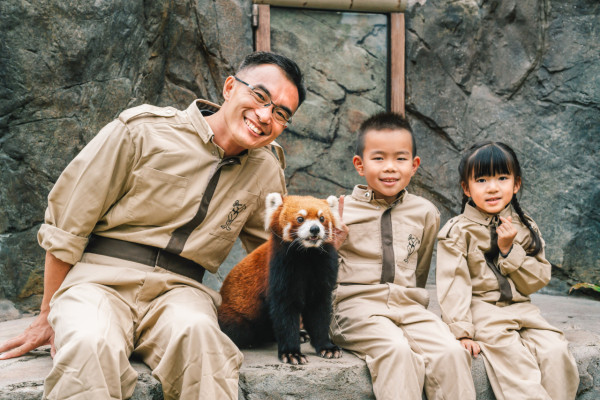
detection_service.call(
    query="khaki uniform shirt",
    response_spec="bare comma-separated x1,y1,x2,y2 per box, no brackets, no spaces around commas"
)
436,203,551,339
337,185,440,296
38,100,287,273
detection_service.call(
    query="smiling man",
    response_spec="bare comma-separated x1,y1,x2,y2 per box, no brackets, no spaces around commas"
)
0,52,305,400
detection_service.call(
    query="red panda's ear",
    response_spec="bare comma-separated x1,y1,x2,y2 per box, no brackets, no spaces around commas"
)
327,195,342,229
265,192,283,231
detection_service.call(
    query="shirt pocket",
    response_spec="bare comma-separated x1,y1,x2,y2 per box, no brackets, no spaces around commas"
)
210,190,259,242
127,167,188,225
341,220,382,263
393,224,424,270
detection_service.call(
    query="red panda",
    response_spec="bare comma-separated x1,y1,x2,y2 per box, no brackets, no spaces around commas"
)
218,193,342,365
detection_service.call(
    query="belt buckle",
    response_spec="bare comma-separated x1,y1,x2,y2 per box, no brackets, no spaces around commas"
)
154,248,164,268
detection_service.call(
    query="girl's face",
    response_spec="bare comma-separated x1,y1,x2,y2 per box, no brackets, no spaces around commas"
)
462,173,521,215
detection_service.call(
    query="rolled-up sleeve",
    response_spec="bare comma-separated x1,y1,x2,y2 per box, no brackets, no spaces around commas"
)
436,229,474,339
37,120,136,264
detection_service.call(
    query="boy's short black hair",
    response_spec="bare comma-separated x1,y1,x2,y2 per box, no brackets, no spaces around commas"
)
356,112,416,157
237,51,306,106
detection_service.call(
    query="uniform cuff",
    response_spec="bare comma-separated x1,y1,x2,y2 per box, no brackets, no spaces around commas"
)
448,321,474,340
37,224,88,265
498,243,527,275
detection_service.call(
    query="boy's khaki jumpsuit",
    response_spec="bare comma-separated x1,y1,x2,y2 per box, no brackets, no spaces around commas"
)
436,203,579,400
38,100,287,399
330,185,476,400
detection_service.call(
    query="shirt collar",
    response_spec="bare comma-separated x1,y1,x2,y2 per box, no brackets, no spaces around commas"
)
351,185,407,206
185,99,251,164
463,202,513,226
186,99,220,144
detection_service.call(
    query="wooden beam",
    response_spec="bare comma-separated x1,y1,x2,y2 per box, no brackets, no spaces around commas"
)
253,0,407,13
389,12,405,116
255,5,271,52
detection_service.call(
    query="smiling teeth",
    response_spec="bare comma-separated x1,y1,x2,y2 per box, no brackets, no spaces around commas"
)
245,119,263,135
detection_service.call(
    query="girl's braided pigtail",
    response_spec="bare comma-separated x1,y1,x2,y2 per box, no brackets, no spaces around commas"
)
460,194,469,213
511,196,542,256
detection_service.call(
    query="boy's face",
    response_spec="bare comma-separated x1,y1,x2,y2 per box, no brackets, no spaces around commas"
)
353,129,420,204
220,64,299,155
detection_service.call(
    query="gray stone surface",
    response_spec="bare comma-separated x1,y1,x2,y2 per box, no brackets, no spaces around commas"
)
1,290,598,399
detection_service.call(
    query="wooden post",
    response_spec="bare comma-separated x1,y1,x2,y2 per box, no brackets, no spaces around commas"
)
389,12,405,116
255,5,271,51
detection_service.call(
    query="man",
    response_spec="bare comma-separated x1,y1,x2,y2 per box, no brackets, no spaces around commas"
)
0,51,305,400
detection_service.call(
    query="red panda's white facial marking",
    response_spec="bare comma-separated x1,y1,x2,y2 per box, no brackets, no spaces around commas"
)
264,194,342,246
282,222,292,241
296,216,327,248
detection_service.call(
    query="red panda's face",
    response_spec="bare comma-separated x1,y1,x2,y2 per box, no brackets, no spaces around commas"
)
265,194,341,248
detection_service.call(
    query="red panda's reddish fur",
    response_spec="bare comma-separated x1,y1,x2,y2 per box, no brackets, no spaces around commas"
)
218,194,342,364
218,241,271,325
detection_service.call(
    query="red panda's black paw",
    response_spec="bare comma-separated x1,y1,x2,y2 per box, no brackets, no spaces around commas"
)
299,329,310,343
318,345,343,359
279,352,308,365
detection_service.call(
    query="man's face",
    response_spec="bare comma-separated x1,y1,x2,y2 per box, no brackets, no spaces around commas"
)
220,64,299,154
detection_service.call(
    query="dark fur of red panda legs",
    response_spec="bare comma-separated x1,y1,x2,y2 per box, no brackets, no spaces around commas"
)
268,239,341,365
219,301,274,348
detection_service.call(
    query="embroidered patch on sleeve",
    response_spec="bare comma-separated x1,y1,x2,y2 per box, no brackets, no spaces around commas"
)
404,234,421,263
221,200,247,231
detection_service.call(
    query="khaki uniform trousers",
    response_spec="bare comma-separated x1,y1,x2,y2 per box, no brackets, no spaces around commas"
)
330,285,476,400
471,299,579,400
44,253,243,400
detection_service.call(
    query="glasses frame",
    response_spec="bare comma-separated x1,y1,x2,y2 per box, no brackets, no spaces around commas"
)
233,76,293,127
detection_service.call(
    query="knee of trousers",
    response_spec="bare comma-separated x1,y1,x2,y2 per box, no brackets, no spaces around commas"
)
372,337,414,363
439,339,470,362
164,313,238,354
536,338,572,363
56,330,130,365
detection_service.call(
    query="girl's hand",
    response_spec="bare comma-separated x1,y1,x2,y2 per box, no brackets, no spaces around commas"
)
497,216,517,255
460,338,480,358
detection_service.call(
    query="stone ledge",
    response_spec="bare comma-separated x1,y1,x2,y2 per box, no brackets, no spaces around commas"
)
1,292,598,399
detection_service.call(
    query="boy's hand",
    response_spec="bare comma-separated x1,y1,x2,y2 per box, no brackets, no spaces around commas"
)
460,338,480,358
332,195,349,250
497,216,517,256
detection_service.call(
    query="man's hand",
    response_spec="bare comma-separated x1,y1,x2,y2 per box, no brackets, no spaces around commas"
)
0,311,55,360
460,338,480,358
0,251,71,360
497,216,517,256
332,195,349,250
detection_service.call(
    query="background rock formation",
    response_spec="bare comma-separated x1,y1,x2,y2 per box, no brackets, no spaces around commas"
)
0,0,598,313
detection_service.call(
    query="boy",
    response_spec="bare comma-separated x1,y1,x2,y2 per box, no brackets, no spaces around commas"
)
330,112,476,400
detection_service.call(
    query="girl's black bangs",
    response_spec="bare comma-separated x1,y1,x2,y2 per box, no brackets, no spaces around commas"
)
469,145,514,179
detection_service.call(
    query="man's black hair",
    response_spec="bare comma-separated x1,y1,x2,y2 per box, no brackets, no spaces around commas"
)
237,51,306,106
355,112,416,157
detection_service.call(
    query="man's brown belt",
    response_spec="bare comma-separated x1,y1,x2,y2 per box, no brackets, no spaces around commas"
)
85,235,206,283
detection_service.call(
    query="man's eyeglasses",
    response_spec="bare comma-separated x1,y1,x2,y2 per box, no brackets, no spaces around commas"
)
233,76,293,127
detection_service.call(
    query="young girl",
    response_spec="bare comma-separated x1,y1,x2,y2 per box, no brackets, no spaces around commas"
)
436,141,579,400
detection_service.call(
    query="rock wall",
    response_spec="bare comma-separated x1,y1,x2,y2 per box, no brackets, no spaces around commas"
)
0,0,254,311
0,0,598,312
